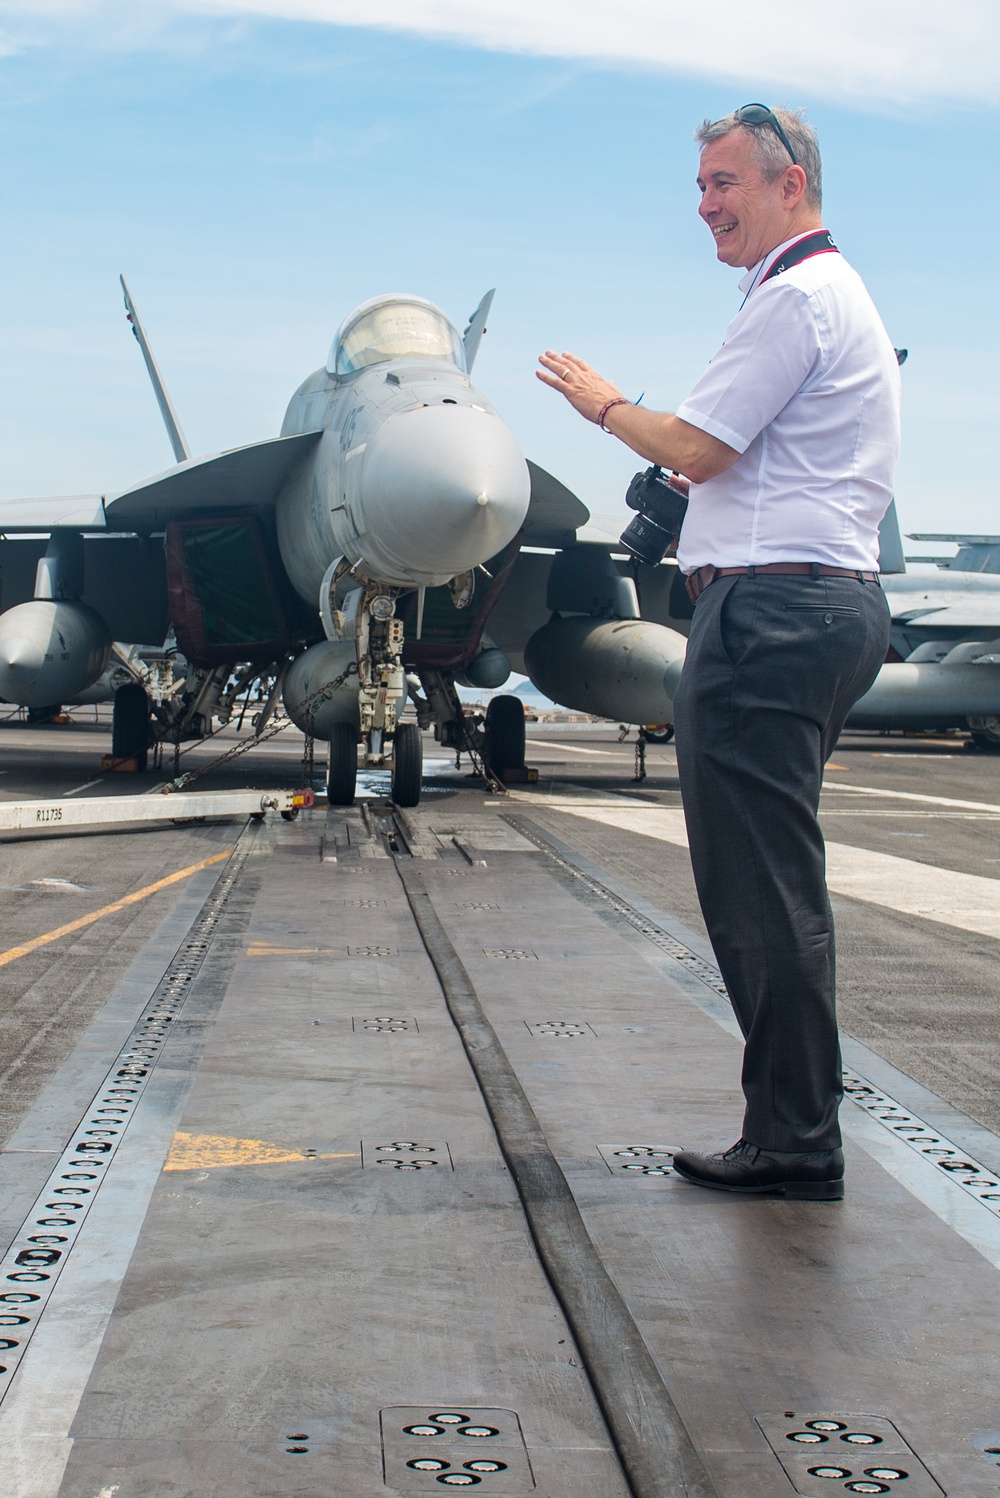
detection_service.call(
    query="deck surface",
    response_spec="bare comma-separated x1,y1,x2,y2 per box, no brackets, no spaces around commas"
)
0,719,999,1496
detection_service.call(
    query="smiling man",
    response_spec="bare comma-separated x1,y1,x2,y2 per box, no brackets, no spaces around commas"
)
538,105,900,1200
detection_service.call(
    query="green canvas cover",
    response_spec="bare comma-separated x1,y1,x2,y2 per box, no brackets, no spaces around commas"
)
165,516,291,666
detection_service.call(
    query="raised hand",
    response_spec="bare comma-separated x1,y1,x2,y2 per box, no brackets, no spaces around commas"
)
536,349,625,424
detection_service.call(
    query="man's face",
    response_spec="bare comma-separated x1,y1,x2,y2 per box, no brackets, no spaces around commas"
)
697,129,792,269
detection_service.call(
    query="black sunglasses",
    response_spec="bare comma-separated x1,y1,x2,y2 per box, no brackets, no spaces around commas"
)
734,103,798,166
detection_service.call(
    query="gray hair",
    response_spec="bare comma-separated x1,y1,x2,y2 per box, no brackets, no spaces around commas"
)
696,107,822,210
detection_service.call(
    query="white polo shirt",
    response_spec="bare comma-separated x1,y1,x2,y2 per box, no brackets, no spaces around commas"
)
674,232,901,574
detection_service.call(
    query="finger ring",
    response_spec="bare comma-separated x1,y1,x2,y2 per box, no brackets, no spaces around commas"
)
561,367,572,380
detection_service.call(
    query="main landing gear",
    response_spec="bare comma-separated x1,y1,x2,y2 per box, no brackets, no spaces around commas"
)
484,695,525,776
111,683,151,771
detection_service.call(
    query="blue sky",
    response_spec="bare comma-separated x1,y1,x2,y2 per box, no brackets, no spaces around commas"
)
0,2,997,555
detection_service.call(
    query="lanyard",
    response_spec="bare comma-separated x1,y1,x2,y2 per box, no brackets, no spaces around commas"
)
760,230,838,284
739,230,839,310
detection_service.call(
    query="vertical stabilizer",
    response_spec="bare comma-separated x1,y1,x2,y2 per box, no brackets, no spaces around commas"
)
120,276,192,465
878,499,906,574
462,289,495,373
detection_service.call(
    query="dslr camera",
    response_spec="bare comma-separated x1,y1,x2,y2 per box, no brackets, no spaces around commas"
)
619,465,689,567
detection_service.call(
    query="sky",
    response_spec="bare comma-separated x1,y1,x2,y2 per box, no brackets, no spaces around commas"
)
0,1,997,559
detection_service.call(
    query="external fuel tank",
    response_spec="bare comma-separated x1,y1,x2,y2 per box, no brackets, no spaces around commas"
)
524,616,686,724
0,600,112,709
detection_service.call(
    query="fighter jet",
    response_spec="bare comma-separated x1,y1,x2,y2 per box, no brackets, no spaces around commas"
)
847,521,1000,749
0,281,595,802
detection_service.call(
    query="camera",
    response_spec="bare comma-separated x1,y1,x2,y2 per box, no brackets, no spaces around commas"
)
619,466,689,566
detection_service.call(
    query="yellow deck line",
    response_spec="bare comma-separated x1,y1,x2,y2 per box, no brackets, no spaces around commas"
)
0,849,232,970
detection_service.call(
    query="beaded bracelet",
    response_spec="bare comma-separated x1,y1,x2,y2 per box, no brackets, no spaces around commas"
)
597,397,630,432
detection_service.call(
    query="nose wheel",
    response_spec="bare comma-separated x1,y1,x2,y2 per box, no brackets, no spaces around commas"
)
391,722,423,807
327,722,359,807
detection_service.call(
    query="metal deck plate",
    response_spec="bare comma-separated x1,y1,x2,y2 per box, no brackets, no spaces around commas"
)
361,1140,454,1170
597,1145,677,1177
525,1022,595,1039
381,1406,535,1491
353,1016,420,1033
757,1413,945,1496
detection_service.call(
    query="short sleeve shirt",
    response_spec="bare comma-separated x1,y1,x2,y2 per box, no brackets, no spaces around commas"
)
674,233,902,574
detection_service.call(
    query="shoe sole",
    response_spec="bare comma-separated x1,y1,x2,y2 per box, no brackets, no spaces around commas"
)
672,1167,844,1201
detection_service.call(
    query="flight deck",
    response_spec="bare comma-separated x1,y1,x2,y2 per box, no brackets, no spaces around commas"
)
1,719,999,1497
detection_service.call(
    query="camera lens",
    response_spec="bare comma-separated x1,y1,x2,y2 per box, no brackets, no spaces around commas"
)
620,511,674,567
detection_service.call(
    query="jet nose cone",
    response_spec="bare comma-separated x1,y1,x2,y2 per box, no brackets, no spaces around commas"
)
361,403,530,581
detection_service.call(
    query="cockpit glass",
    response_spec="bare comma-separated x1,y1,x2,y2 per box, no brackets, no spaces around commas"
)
335,301,466,377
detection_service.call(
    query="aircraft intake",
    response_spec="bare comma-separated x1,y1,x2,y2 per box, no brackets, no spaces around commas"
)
524,616,686,724
0,600,112,710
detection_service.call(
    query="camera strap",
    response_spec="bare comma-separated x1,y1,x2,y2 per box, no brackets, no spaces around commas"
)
759,230,838,285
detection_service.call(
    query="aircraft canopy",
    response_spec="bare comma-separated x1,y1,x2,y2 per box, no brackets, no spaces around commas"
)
331,296,466,377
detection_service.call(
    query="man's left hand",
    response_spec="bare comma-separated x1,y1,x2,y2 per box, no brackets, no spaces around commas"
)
536,350,623,423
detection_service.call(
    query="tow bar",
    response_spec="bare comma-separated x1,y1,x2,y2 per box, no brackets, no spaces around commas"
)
0,787,315,835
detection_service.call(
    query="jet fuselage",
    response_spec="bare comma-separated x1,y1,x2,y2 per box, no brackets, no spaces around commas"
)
274,296,530,605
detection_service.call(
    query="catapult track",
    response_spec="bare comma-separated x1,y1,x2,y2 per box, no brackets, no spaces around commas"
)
0,786,998,1497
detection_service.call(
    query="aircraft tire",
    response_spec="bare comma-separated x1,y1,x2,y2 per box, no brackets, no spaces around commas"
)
111,683,150,772
391,723,422,807
327,723,358,806
485,694,525,772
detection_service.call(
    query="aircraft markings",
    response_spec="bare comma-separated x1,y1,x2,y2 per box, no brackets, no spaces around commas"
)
0,850,232,970
824,781,1000,814
164,1132,358,1171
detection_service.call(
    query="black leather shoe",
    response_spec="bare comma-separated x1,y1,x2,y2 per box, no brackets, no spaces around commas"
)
672,1139,845,1200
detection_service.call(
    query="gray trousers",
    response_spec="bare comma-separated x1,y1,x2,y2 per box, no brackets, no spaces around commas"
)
672,572,891,1152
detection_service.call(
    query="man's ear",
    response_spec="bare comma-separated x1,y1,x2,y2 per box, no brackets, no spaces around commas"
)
781,164,808,208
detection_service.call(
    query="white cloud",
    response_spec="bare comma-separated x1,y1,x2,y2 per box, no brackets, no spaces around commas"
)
0,0,996,108
186,0,999,108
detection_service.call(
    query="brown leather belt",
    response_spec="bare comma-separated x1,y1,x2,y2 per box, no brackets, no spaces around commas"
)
685,562,880,606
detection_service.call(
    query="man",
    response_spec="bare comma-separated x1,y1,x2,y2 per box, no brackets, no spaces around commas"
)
537,105,899,1200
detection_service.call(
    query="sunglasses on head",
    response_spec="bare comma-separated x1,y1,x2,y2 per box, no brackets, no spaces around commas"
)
734,103,798,166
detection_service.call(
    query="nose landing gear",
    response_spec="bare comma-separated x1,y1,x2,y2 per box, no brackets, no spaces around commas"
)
325,582,422,807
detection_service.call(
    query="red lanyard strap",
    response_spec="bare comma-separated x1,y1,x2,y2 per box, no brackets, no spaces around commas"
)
760,230,838,284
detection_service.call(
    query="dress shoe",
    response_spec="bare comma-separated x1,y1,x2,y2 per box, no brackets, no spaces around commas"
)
672,1139,844,1199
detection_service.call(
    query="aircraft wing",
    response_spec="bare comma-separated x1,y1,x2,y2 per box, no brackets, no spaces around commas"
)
104,430,323,531
0,496,108,532
891,601,1000,629
523,461,589,548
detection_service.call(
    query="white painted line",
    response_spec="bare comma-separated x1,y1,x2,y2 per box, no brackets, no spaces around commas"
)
824,780,1000,814
824,841,1000,938
527,794,1000,941
61,779,103,797
525,740,619,757
821,810,1000,818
